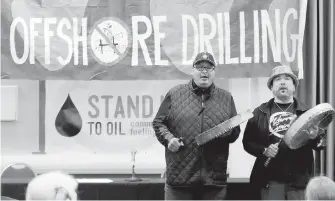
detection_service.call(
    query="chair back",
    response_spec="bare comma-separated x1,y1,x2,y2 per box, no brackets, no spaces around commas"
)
1,162,36,184
1,196,18,200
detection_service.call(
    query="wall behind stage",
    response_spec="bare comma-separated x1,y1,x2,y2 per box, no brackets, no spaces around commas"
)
1,78,273,179
1,80,39,154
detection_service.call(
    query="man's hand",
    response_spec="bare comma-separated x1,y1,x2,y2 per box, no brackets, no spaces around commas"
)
263,143,279,158
316,131,327,148
317,137,327,147
168,138,184,152
307,125,319,139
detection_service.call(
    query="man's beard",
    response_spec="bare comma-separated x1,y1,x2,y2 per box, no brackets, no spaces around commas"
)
274,90,293,101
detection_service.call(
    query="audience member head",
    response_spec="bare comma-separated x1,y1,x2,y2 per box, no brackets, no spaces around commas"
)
25,171,78,200
305,176,335,200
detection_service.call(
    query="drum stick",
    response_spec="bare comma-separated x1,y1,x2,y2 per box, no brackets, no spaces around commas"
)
264,114,298,167
264,140,281,167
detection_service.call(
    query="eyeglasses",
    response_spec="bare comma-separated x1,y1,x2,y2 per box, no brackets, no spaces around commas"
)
194,65,215,72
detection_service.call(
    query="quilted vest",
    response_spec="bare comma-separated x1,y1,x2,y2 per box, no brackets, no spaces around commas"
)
165,80,234,187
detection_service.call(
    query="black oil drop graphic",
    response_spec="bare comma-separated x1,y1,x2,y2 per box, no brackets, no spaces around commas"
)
55,94,82,137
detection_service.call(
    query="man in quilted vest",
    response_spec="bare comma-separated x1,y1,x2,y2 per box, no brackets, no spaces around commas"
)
153,52,241,200
243,65,326,200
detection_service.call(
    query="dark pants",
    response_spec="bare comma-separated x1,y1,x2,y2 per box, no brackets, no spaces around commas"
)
164,184,227,200
261,182,305,200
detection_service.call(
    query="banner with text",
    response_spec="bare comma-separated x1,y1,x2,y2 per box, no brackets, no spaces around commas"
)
2,0,307,80
45,80,190,173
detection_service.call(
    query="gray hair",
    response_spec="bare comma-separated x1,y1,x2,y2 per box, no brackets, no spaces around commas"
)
305,176,335,200
25,171,78,200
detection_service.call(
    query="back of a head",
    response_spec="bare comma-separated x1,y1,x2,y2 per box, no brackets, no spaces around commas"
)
305,176,335,200
25,171,78,200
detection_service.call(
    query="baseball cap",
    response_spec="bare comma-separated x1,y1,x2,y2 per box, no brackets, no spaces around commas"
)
193,52,216,67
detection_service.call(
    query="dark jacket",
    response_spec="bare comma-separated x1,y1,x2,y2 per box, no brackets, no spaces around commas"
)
153,80,240,187
243,98,325,188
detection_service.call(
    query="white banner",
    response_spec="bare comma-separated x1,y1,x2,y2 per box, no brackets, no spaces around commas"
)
45,80,187,173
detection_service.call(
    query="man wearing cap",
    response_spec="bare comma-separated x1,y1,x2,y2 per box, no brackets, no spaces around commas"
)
243,65,326,200
153,52,240,200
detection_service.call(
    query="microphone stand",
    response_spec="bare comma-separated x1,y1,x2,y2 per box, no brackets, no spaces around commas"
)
125,149,142,182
